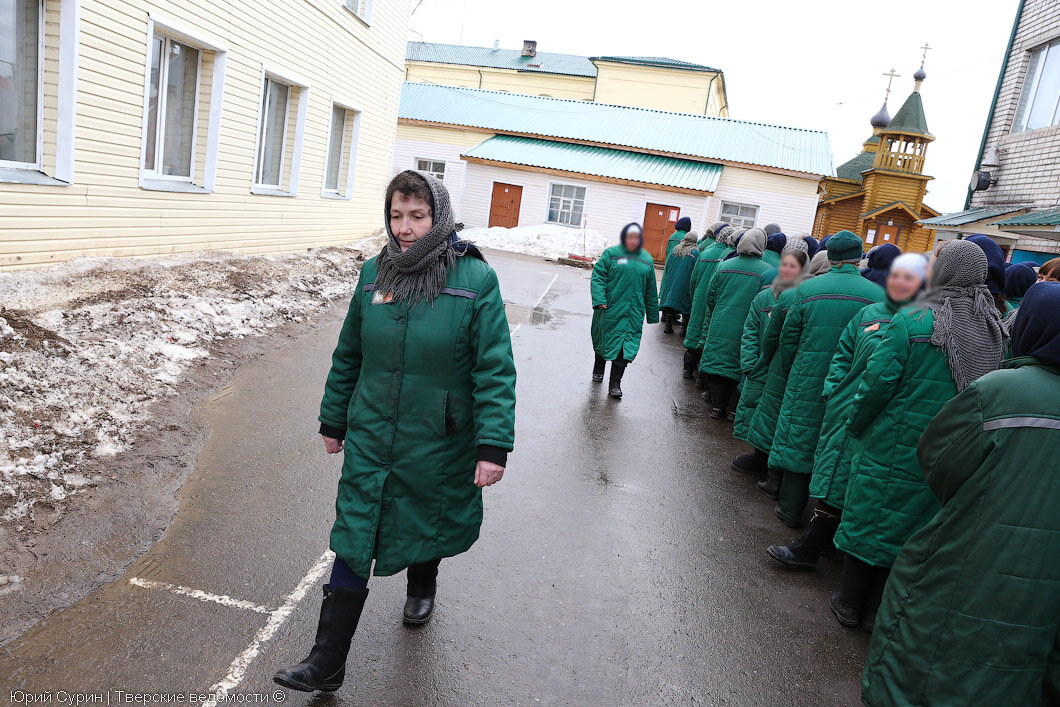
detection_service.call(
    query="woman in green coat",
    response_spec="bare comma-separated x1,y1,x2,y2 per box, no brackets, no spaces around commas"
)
697,228,772,419
766,253,928,571
830,240,1007,632
658,229,698,335
861,282,1060,707
591,222,660,399
275,170,516,693
683,224,733,380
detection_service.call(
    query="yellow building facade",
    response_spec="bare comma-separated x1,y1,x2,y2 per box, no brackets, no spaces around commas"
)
0,0,410,269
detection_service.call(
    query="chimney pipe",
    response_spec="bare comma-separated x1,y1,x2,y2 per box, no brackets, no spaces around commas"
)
521,40,537,58
492,39,499,51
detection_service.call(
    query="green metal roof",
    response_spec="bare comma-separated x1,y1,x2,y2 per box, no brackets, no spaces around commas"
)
406,42,597,77
885,91,932,137
399,82,834,176
919,206,1027,226
592,56,719,72
462,135,723,192
835,148,876,181
992,207,1060,226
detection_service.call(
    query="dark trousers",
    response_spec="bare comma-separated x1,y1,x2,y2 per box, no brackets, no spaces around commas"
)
777,471,811,524
706,374,739,413
329,556,441,592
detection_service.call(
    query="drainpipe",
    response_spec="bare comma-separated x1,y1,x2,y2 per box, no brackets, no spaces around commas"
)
478,69,483,89
704,73,718,115
964,0,1024,210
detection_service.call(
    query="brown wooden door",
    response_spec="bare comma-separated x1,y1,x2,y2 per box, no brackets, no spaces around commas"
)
878,223,900,246
643,203,679,263
488,182,523,228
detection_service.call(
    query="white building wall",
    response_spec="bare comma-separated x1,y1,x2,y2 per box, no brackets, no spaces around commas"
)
707,166,821,235
390,137,471,220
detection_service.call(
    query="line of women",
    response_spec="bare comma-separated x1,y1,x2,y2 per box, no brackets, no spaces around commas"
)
653,222,1060,705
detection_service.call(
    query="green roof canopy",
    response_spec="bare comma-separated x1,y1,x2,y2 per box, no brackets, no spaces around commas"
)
462,135,724,192
919,206,1027,226
592,56,719,72
885,91,932,138
992,207,1060,226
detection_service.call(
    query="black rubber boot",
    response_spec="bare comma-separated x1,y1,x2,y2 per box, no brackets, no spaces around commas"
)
403,559,440,626
829,556,874,628
707,378,726,418
766,510,841,570
694,365,707,390
608,360,627,399
592,354,606,383
725,384,740,422
859,566,891,633
682,349,698,379
274,585,369,692
757,469,782,499
663,311,675,334
731,449,768,475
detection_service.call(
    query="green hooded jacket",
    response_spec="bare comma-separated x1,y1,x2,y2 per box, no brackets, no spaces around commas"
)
743,287,800,453
861,358,1060,707
591,244,660,361
833,307,960,567
733,281,775,442
808,300,899,508
659,244,698,315
682,239,729,350
767,264,884,474
319,255,517,577
697,251,772,380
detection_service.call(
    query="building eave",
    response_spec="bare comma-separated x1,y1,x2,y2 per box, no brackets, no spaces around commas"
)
460,156,715,196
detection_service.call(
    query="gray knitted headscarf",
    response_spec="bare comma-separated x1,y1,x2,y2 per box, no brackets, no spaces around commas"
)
918,239,1007,391
715,225,736,246
806,250,832,278
738,228,766,257
785,233,811,255
673,231,699,258
375,170,466,305
705,221,727,239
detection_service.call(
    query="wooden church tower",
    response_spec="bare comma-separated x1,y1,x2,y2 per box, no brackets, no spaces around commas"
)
813,57,940,252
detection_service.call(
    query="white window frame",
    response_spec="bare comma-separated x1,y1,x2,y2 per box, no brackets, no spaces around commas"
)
251,66,308,197
719,200,759,230
546,181,587,227
343,0,373,24
142,35,201,183
1012,38,1060,134
0,0,45,171
415,157,445,182
320,98,360,199
138,14,228,193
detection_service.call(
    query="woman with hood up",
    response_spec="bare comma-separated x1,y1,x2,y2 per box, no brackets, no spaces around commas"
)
967,234,1011,316
765,253,928,571
1004,262,1037,310
861,243,901,287
590,223,660,399
830,240,1008,632
658,229,699,335
763,232,787,268
696,228,772,419
860,281,1060,707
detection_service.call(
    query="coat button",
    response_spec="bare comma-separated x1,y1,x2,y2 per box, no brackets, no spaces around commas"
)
397,317,406,324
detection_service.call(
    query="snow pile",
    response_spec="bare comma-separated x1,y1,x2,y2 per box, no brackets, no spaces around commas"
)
0,237,383,528
462,223,610,260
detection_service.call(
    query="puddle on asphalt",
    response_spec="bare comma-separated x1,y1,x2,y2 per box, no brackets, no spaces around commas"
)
504,301,557,328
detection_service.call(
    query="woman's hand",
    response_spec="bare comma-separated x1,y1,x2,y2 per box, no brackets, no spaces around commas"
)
322,436,344,454
594,304,608,310
474,461,505,487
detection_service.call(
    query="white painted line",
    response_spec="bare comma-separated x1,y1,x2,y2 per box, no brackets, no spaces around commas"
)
532,273,559,311
129,577,273,615
511,324,522,336
206,549,335,704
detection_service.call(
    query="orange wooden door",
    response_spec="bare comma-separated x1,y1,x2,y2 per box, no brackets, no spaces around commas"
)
488,183,523,228
643,203,679,263
878,224,900,246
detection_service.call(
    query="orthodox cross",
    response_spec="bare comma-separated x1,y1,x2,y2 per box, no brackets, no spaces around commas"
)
920,42,932,67
883,68,901,102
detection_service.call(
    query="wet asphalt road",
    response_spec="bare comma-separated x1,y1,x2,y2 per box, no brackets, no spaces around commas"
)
0,250,868,705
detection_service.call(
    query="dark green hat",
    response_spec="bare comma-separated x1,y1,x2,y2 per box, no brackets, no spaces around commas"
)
826,230,864,262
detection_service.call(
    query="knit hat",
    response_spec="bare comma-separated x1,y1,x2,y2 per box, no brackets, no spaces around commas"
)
705,221,727,239
738,228,767,257
763,223,782,236
966,235,1007,295
714,225,735,246
766,233,787,255
863,243,901,286
783,238,809,255
1004,263,1037,300
802,235,819,254
826,230,864,262
675,216,692,232
1010,281,1060,367
807,250,832,277
889,252,929,282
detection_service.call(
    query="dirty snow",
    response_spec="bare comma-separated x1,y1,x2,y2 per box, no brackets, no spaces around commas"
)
462,223,609,260
0,236,384,530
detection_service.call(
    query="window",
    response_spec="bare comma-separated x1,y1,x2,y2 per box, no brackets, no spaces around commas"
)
256,77,290,187
144,35,200,179
720,201,759,229
323,103,359,198
1013,38,1060,133
0,0,42,168
345,0,372,22
416,158,445,181
547,183,585,226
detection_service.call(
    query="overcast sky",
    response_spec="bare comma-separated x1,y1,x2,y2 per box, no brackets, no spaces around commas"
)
407,0,1020,215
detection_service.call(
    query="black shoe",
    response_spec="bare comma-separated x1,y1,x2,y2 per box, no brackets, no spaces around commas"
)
774,505,803,529
731,451,768,475
766,511,840,570
609,362,626,399
609,383,623,399
694,371,707,390
274,585,369,692
725,410,736,422
767,544,818,570
403,560,439,626
709,407,723,419
682,367,695,379
829,590,861,628
664,323,675,334
592,356,606,383
757,469,781,499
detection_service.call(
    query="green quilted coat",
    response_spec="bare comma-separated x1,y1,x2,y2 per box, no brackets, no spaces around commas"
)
658,245,698,315
591,244,660,361
663,229,686,260
733,281,775,442
763,250,781,268
682,240,728,349
743,287,800,453
767,265,884,474
833,307,961,567
808,300,898,509
862,357,1060,707
697,254,772,380
319,255,517,577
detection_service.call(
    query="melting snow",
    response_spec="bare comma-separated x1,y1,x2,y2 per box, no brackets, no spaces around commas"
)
462,223,610,261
